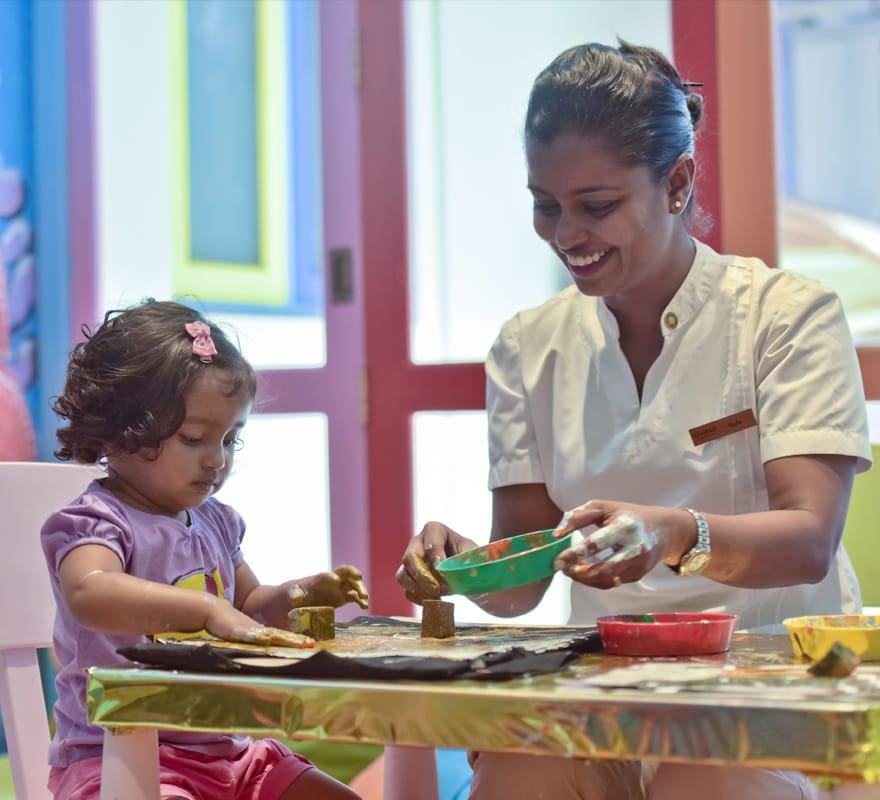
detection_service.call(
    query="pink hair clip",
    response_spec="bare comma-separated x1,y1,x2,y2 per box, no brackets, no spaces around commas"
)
184,321,218,363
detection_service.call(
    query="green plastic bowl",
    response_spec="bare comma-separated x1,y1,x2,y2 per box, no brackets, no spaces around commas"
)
436,529,572,596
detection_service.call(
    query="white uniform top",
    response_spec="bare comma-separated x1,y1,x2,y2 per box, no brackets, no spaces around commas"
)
486,239,873,630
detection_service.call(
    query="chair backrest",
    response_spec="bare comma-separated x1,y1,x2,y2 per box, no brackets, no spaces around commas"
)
0,461,102,800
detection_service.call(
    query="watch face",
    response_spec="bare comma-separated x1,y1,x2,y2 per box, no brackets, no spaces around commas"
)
681,551,711,576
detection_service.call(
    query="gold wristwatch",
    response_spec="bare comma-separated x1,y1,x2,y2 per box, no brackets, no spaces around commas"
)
677,508,712,576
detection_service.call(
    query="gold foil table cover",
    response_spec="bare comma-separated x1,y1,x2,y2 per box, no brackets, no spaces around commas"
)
87,632,880,783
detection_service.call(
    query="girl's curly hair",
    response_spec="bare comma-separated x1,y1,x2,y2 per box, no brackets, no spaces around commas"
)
53,299,256,463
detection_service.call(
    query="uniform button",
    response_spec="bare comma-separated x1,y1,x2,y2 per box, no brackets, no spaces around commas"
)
664,312,679,329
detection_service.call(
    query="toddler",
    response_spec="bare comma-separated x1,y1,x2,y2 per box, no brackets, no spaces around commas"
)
42,299,366,800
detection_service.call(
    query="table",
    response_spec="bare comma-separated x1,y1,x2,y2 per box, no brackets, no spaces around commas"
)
86,631,880,799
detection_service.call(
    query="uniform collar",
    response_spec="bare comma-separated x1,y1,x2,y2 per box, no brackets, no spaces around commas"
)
659,238,722,338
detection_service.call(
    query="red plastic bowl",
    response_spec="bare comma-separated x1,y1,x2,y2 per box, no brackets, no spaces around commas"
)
597,612,740,656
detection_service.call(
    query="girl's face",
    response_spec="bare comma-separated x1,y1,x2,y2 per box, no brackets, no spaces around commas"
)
526,132,692,309
105,369,252,521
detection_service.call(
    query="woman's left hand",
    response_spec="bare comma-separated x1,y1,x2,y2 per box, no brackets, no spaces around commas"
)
551,500,683,589
287,565,370,609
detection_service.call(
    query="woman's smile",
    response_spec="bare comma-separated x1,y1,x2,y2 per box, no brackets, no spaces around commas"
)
563,247,613,280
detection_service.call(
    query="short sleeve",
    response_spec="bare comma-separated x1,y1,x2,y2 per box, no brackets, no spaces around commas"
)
41,488,132,577
486,315,546,488
755,278,872,473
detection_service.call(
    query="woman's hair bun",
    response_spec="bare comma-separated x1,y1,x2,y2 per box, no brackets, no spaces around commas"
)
685,92,703,130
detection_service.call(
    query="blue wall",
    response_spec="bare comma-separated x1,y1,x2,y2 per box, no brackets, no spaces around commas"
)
0,0,70,756
0,0,37,431
31,0,72,461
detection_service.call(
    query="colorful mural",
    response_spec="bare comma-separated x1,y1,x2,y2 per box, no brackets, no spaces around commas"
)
0,0,37,462
0,154,37,461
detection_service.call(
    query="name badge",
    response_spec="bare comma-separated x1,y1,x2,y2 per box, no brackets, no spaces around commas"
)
689,409,757,447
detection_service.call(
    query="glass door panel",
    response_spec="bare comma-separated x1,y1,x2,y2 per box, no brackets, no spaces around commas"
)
218,413,330,585
773,0,880,343
94,0,325,370
772,0,880,427
405,0,674,363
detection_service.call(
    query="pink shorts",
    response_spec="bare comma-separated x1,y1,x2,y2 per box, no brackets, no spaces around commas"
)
48,738,315,800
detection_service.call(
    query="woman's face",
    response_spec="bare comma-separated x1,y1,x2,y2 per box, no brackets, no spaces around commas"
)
526,133,689,306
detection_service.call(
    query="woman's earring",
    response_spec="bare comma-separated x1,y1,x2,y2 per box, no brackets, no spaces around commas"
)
673,200,683,212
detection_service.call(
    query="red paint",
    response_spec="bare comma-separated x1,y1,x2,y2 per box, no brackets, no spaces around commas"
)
598,612,739,656
487,539,512,562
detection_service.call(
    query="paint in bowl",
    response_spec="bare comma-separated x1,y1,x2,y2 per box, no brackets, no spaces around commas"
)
597,612,740,656
436,529,572,596
784,614,880,662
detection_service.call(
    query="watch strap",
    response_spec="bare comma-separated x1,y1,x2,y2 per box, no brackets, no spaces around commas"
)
668,508,711,574
679,508,711,575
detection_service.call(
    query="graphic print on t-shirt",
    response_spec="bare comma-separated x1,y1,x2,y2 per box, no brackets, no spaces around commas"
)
154,566,232,641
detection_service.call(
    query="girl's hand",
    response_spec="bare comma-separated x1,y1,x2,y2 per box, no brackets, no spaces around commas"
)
287,565,370,610
396,521,479,604
203,600,314,647
551,500,682,589
202,598,275,642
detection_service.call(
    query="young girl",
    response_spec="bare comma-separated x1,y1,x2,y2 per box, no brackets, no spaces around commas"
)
42,299,366,800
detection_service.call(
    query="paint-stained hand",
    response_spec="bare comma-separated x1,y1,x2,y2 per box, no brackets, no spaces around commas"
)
244,626,315,648
397,521,478,604
287,565,370,610
204,601,314,648
552,501,664,589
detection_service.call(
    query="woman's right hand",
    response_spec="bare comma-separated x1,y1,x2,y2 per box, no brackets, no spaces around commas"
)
396,521,479,604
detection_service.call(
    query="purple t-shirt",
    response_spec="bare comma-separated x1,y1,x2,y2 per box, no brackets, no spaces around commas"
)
41,481,250,767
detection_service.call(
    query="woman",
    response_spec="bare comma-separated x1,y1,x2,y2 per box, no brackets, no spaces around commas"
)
397,41,871,799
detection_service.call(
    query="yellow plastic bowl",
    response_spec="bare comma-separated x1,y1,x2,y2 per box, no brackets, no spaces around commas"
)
783,614,880,661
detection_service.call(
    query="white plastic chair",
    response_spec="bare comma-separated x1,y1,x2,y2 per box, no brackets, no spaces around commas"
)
0,461,102,800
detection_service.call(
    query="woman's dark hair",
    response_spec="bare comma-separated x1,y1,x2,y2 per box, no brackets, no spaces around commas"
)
53,299,257,463
525,40,705,219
